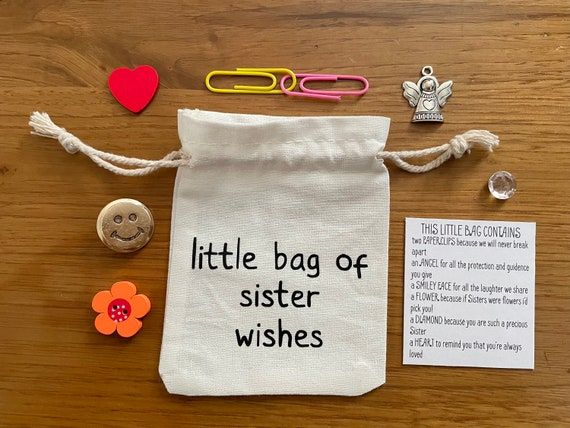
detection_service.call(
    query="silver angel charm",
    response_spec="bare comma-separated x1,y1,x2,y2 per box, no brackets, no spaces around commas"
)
402,66,453,122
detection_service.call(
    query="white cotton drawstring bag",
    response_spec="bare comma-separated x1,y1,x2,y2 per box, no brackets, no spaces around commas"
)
29,109,499,396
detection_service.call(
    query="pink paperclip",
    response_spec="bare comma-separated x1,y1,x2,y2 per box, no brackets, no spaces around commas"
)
300,74,369,97
280,73,369,101
280,74,340,101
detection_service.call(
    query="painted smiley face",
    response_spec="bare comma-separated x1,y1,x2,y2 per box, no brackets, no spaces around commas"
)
96,199,154,253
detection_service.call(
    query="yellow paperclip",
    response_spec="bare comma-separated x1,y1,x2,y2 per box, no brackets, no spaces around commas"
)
205,68,297,94
205,70,276,94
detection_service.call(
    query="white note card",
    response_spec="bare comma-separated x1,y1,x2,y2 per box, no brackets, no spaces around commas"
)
404,218,535,369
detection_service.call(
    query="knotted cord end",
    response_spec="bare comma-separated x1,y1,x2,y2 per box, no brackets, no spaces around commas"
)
29,111,80,154
449,130,500,159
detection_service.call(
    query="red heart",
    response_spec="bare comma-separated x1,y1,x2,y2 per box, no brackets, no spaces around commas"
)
108,65,159,113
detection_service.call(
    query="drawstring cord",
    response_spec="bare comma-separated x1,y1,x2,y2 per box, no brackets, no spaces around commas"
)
29,112,498,176
29,112,191,176
376,130,499,173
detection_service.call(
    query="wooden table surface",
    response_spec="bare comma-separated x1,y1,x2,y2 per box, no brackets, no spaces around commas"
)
1,1,569,426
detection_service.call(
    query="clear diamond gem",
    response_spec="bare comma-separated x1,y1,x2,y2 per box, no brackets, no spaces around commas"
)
488,171,517,200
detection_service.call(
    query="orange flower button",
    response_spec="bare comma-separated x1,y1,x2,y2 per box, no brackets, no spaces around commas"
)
92,281,151,338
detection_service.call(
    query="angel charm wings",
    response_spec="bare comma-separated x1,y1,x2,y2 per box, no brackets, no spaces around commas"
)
402,66,453,122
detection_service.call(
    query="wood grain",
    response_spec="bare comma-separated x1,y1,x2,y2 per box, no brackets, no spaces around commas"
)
1,1,569,426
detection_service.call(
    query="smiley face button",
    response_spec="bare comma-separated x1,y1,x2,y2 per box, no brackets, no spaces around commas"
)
96,198,154,253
